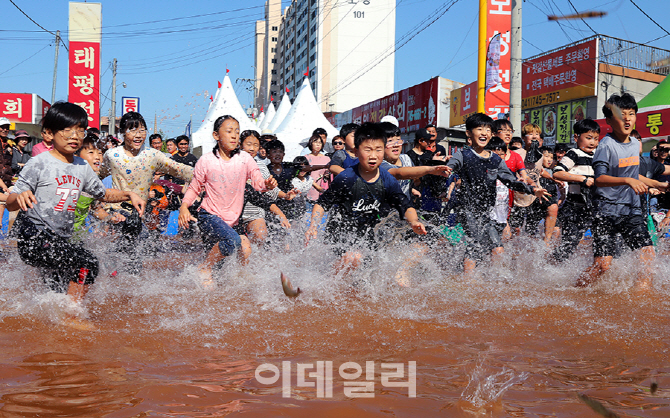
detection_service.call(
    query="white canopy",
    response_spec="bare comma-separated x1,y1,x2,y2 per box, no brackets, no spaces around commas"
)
266,92,292,133
256,111,265,127
192,74,258,150
275,77,339,160
259,102,276,130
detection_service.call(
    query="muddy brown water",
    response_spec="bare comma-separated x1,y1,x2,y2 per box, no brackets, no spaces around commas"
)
0,238,669,417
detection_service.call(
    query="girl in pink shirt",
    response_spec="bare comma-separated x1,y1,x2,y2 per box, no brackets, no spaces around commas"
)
179,115,277,287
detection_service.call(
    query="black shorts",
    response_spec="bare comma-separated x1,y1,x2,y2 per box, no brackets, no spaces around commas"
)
461,211,503,262
592,213,652,258
508,198,556,234
15,216,99,292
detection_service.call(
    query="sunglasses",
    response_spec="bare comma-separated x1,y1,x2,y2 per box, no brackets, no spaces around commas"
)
333,141,344,146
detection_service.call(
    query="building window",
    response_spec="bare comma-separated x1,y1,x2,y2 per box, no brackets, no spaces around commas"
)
272,37,278,42
271,81,277,86
272,59,277,63
272,26,278,31
271,70,277,75
271,47,276,53
311,24,316,34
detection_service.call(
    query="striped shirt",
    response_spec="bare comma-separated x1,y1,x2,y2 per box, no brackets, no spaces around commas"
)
554,148,594,196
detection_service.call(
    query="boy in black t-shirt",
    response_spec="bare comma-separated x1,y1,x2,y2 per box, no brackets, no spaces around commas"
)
305,123,428,277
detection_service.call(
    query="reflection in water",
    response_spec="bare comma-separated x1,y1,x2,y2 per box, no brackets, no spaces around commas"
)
0,232,669,416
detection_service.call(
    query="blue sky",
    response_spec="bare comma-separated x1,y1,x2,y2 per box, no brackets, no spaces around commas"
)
2,0,670,137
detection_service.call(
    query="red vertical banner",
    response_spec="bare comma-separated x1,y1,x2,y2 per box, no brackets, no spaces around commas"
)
68,2,102,129
69,42,100,128
485,0,511,119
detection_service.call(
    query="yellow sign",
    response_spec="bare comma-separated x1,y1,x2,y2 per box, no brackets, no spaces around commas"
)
556,103,571,143
647,113,663,136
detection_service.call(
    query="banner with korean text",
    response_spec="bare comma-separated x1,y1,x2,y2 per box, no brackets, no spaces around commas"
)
522,39,598,109
449,81,478,127
68,2,102,128
485,0,512,119
351,77,438,134
0,93,51,124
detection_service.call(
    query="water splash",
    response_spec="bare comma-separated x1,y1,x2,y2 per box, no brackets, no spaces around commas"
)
461,360,529,409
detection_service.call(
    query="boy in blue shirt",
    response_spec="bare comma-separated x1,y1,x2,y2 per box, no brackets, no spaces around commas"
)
577,93,664,288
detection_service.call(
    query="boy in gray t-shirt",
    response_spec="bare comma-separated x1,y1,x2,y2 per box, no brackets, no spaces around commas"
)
7,102,145,314
576,93,667,289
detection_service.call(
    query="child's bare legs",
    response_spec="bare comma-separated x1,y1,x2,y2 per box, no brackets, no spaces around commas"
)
246,219,268,245
576,256,612,287
394,242,427,287
490,246,504,265
544,204,558,245
63,281,95,330
463,257,477,275
334,251,362,277
238,236,252,266
636,245,655,290
66,281,90,304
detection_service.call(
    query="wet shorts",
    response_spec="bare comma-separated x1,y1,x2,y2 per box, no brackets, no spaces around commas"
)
198,209,242,256
592,213,652,258
461,211,504,262
15,216,99,292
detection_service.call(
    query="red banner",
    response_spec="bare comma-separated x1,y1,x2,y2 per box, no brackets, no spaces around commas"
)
485,0,511,119
69,41,101,128
0,93,33,123
595,107,670,139
351,77,438,134
522,39,597,109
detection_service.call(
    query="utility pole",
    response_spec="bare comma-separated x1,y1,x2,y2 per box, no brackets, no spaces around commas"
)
110,58,117,136
51,30,60,104
509,0,522,130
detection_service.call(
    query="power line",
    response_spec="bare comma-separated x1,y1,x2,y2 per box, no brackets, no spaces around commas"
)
438,12,477,76
0,42,51,76
323,0,461,101
8,0,68,51
629,0,670,36
566,0,598,36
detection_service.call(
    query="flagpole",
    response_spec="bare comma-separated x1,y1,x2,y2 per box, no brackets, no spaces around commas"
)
477,0,487,113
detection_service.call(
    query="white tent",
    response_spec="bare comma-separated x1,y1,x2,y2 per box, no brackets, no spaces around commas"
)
192,74,258,150
275,77,339,160
256,111,265,127
266,92,292,133
259,102,276,130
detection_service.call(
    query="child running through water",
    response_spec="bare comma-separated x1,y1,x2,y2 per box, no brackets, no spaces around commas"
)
7,102,145,326
446,113,550,274
178,115,277,288
301,122,428,289
100,111,194,274
576,94,666,289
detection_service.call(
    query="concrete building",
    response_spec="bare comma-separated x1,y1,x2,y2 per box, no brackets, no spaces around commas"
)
254,0,396,113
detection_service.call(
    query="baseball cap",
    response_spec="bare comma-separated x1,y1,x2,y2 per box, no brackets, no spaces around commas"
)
380,115,399,127
415,128,433,142
0,117,10,127
14,130,30,139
